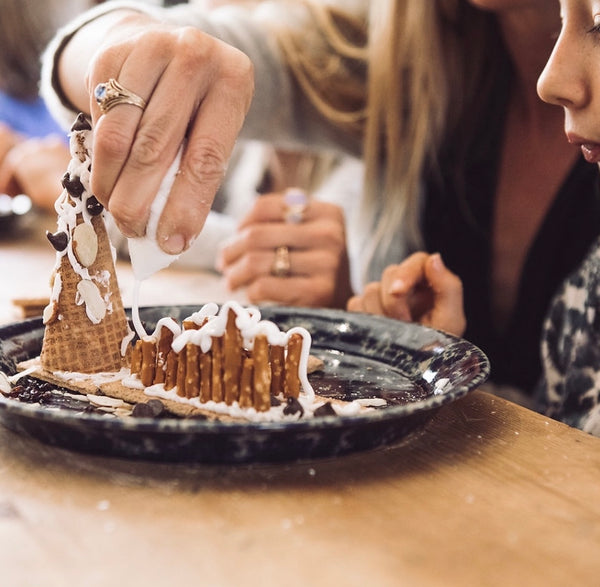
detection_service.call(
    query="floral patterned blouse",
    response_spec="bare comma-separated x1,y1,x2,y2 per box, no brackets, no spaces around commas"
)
537,236,600,436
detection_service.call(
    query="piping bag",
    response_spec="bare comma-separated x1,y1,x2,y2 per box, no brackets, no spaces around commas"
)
128,145,184,339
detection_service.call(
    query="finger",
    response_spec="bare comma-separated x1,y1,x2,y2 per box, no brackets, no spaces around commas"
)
245,275,337,307
346,295,365,313
237,194,343,229
220,218,345,271
354,282,383,315
156,39,254,253
89,41,165,221
423,253,466,335
223,247,340,290
379,260,427,321
382,253,430,295
217,224,289,271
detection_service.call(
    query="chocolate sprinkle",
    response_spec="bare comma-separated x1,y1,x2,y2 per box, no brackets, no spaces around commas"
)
86,196,104,216
61,172,84,198
283,396,304,417
46,230,69,252
71,112,92,132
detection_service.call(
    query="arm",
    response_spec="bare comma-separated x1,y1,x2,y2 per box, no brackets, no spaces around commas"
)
40,1,360,255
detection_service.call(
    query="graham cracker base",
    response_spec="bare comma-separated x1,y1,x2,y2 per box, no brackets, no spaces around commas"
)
17,355,331,423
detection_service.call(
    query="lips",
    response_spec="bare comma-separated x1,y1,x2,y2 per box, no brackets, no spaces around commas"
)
580,143,600,164
567,133,600,163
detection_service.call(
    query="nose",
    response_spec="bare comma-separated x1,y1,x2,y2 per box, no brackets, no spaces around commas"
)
538,30,588,109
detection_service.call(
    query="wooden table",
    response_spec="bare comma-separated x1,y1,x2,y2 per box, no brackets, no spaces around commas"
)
1,213,600,586
0,210,246,324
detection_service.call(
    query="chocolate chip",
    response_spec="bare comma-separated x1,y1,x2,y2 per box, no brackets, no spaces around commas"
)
283,396,304,417
314,402,337,418
71,113,92,132
46,230,69,251
132,399,165,418
269,394,282,407
146,399,165,417
61,173,84,198
85,196,103,216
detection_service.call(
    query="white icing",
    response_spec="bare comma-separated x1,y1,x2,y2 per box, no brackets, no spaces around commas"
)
151,317,182,339
133,301,316,402
120,329,136,357
49,121,115,323
76,279,106,324
128,144,185,339
127,145,184,281
131,280,145,340
50,366,130,385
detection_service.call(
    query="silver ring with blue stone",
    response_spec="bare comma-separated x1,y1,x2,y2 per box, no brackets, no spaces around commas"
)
94,78,147,114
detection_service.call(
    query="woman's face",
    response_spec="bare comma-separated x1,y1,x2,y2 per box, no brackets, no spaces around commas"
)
538,0,600,164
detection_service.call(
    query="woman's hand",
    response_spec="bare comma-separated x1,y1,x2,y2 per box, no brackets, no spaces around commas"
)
0,136,70,211
59,10,254,253
217,192,353,308
347,252,466,336
0,123,21,176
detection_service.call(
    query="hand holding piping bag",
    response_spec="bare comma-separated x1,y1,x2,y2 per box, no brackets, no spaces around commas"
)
55,9,254,255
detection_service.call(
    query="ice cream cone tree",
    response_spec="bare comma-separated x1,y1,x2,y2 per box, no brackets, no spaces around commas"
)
40,113,132,373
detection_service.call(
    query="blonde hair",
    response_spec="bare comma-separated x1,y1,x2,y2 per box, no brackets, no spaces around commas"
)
275,0,499,254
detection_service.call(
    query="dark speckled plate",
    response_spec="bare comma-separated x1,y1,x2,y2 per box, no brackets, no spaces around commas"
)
0,306,489,463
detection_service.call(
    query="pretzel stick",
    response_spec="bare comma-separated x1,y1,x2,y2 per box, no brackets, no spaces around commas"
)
176,346,187,397
199,351,212,403
223,308,242,405
140,339,157,387
239,356,254,408
164,350,178,390
211,337,223,402
270,344,285,397
154,327,174,384
253,334,271,411
185,342,200,398
130,339,143,376
284,333,302,398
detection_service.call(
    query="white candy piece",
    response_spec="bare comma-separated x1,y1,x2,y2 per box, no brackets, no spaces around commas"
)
72,222,98,267
76,279,106,324
42,300,59,325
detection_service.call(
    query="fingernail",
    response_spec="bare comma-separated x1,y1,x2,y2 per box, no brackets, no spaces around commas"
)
390,279,405,294
162,233,186,255
116,221,139,239
430,252,444,271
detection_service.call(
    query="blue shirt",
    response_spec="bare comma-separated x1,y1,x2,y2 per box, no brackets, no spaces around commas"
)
0,90,65,140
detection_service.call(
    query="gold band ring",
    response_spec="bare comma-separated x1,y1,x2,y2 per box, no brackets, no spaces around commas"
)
271,245,291,277
94,79,147,115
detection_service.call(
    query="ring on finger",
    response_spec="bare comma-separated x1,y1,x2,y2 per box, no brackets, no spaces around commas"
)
283,188,308,224
94,78,147,115
271,245,291,277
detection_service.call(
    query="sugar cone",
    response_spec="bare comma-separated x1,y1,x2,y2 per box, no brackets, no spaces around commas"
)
40,114,131,373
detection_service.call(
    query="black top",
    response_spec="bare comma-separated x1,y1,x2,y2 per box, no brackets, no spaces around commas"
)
423,70,600,394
